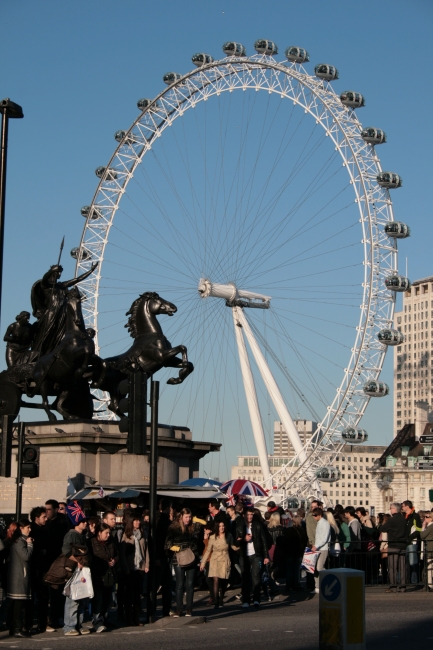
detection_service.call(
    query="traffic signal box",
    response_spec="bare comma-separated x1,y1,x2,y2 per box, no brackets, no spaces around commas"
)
118,372,147,455
1,417,40,478
21,444,40,478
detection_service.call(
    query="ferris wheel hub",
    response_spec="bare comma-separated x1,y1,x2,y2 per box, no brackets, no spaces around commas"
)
198,278,271,309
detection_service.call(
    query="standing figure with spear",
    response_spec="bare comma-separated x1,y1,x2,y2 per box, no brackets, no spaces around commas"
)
30,239,98,359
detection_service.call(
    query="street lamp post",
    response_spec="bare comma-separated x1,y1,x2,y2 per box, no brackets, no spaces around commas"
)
0,98,24,325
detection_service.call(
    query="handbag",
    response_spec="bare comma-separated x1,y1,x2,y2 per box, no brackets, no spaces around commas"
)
176,547,195,567
65,567,94,600
301,548,320,574
330,541,341,557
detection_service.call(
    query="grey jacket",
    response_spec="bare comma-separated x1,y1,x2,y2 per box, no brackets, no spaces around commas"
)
62,529,86,557
7,537,33,600
306,512,317,547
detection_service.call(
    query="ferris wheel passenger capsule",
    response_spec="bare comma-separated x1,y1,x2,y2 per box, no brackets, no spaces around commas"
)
378,328,404,346
163,72,183,86
384,221,410,238
114,130,134,145
81,206,102,220
340,91,365,108
192,53,214,66
315,467,341,482
314,64,339,81
95,167,118,181
361,127,387,144
222,42,246,57
285,46,309,63
385,275,411,292
342,427,368,444
70,247,90,261
363,380,389,397
377,172,402,189
254,39,278,56
137,98,160,112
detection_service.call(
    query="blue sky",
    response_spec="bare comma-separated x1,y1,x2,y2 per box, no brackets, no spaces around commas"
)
1,1,432,480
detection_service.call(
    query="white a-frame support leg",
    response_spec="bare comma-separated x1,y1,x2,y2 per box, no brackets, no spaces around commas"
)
235,308,307,465
232,307,271,482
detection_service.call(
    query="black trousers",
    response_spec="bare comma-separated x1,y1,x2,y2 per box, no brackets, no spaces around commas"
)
9,599,32,633
124,572,143,625
49,585,65,627
388,548,406,588
155,560,172,616
240,554,262,604
32,576,49,631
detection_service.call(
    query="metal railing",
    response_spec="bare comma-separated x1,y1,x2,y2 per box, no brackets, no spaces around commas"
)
323,541,433,589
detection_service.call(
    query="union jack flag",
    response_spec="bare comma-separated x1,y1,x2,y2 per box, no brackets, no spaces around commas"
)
225,493,237,506
67,501,85,523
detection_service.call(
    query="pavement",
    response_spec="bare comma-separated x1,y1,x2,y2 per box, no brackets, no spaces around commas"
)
1,586,432,649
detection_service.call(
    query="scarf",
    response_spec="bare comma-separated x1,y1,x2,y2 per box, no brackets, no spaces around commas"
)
133,529,143,570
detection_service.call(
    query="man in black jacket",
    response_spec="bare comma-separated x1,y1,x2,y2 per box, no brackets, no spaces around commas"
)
380,502,407,593
155,499,173,617
238,510,269,608
402,500,422,584
30,507,50,633
45,499,70,630
207,500,229,526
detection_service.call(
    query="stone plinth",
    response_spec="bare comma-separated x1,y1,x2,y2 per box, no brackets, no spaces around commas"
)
0,420,220,514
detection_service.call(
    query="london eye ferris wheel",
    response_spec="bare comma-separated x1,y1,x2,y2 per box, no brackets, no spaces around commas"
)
73,39,410,502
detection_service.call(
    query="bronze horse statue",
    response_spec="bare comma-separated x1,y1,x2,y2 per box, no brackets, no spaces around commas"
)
0,288,193,422
93,292,194,416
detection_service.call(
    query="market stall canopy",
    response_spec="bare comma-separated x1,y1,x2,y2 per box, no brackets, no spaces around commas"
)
69,484,225,501
68,487,117,500
179,478,222,487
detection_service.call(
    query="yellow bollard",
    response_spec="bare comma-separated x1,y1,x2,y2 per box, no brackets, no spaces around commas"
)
319,568,365,650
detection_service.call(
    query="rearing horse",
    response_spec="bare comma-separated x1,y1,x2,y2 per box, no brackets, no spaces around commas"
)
94,292,194,416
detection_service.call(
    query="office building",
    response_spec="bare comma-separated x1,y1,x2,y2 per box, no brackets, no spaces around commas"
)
394,275,433,436
273,419,317,457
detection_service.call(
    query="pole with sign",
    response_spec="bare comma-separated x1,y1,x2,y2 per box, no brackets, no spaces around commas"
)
319,568,365,650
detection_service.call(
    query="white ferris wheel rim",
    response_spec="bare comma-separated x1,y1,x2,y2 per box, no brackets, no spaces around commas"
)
75,52,398,498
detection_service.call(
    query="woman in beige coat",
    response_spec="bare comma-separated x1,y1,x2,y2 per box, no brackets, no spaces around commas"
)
200,521,239,608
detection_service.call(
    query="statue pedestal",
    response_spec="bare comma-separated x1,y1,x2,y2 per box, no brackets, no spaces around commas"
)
0,420,220,515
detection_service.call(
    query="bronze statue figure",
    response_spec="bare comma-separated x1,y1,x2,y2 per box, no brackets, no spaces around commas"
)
3,311,33,367
31,262,97,357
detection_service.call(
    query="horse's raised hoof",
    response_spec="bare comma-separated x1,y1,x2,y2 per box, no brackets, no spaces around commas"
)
167,377,182,385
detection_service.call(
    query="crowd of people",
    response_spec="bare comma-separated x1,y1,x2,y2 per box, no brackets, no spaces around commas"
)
0,496,432,637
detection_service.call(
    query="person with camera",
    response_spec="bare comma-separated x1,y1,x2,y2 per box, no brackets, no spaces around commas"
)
238,509,270,608
164,508,198,617
6,519,33,638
